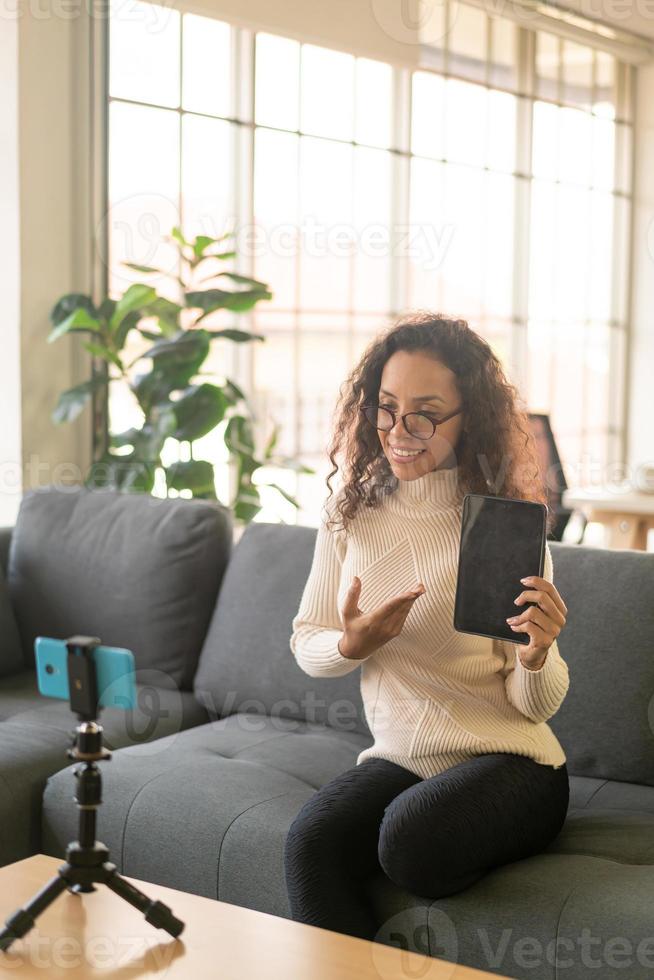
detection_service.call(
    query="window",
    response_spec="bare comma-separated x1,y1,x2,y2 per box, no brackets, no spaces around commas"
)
107,0,634,521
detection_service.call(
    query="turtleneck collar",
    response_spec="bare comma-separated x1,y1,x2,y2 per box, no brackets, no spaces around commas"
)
385,464,464,511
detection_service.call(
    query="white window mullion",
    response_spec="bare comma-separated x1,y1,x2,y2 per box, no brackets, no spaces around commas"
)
511,27,535,396
614,61,636,467
231,26,256,408
390,66,411,319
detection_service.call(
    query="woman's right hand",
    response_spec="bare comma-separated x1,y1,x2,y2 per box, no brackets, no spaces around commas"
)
337,576,426,660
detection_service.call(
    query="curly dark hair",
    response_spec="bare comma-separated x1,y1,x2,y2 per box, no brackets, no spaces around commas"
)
324,311,553,536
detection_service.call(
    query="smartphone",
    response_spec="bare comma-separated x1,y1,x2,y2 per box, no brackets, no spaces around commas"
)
35,636,137,710
453,494,547,646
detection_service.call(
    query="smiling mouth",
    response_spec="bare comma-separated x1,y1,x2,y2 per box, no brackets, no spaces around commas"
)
390,446,426,459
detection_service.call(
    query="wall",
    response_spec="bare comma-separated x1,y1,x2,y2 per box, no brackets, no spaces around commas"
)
0,4,96,527
0,12,22,527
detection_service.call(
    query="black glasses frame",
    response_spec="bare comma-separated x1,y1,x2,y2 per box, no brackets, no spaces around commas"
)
359,402,464,441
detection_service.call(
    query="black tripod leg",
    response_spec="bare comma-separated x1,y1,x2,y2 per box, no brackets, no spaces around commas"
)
0,870,70,952
104,868,185,939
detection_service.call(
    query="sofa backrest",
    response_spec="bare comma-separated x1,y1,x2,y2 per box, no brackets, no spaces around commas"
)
7,485,232,690
193,522,372,738
548,541,654,786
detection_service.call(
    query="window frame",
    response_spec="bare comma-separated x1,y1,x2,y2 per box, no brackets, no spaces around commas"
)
100,1,636,509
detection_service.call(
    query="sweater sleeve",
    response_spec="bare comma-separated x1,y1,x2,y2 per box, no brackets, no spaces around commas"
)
290,494,374,678
499,542,570,724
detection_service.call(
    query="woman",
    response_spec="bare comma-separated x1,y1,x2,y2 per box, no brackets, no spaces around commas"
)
284,312,570,943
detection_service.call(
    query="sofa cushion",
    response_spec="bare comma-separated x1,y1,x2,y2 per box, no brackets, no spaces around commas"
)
547,543,654,786
41,726,654,980
192,522,371,737
41,712,373,901
0,565,24,678
7,485,232,689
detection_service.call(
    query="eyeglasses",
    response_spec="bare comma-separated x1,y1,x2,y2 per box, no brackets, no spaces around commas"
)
359,402,464,440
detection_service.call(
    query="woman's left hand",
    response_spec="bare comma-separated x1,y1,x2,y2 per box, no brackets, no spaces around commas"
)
506,575,568,671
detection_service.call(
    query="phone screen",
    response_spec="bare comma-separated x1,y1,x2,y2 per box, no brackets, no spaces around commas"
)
453,494,546,645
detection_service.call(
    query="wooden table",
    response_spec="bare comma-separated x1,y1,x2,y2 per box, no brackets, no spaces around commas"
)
563,487,654,551
0,855,511,979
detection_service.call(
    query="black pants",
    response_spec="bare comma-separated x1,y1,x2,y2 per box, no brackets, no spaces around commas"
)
283,752,569,942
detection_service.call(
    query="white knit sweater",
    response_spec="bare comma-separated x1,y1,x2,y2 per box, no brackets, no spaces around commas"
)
290,466,569,779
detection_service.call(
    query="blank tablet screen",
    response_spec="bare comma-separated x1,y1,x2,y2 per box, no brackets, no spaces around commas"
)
453,494,546,645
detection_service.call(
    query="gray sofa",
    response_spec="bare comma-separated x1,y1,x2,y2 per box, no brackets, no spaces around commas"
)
1,484,654,979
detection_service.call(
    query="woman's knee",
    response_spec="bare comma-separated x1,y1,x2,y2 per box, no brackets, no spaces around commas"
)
285,797,330,855
285,785,362,866
378,828,481,896
377,800,478,897
378,833,478,897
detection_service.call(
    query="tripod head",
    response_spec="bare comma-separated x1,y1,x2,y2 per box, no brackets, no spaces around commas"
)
65,635,103,723
64,635,111,765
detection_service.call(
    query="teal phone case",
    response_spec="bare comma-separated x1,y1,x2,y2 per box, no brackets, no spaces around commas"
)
35,637,137,710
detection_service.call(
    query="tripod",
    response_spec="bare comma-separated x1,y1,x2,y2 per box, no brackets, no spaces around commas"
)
0,635,185,953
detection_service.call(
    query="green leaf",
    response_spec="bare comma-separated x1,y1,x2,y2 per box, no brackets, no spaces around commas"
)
132,329,211,401
219,377,258,418
110,428,140,448
222,379,247,403
131,367,191,413
187,231,233,254
47,307,101,343
265,482,300,509
138,408,178,461
170,226,189,247
85,453,156,492
143,296,182,330
215,271,270,289
192,235,216,258
185,287,272,317
141,329,210,370
232,486,263,523
262,423,279,459
206,329,265,343
83,341,123,371
51,376,105,424
97,298,117,323
231,486,262,524
165,459,215,494
122,262,169,276
114,309,142,351
171,383,228,441
109,283,157,332
108,411,175,461
224,415,256,458
50,293,96,327
140,296,181,336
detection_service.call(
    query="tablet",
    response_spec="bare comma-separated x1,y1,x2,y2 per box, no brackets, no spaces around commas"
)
453,493,547,646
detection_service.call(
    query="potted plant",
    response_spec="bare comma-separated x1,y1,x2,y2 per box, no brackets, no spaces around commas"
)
48,226,314,525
